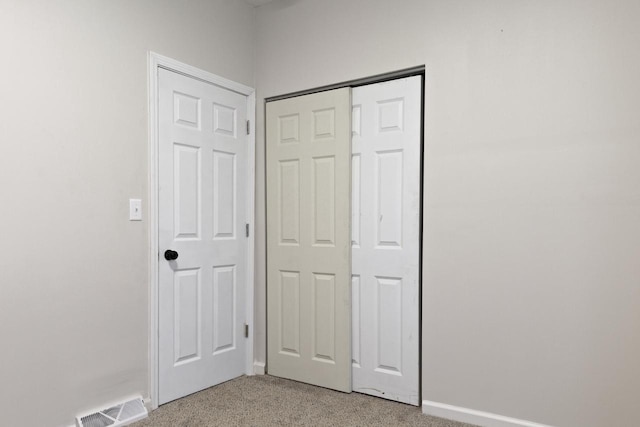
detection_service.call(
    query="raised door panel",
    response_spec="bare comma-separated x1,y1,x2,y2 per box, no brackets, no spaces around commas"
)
213,103,236,137
351,275,361,368
375,150,403,248
375,276,402,375
212,265,236,355
313,108,336,141
212,151,236,240
377,98,403,133
278,114,300,144
312,156,336,246
174,144,201,240
351,154,361,247
313,273,336,363
278,160,300,246
279,271,301,356
174,92,201,129
173,269,201,365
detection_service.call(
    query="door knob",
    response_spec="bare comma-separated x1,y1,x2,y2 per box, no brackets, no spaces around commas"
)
164,250,179,261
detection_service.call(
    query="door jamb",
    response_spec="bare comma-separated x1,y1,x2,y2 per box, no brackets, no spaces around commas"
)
264,65,424,102
148,51,256,410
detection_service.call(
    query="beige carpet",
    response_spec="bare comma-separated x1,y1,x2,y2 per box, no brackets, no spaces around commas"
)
134,375,475,427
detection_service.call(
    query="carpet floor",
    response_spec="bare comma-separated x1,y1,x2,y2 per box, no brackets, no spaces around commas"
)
134,375,476,427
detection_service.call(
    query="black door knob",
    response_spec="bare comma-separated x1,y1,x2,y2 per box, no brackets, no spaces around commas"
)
164,250,179,261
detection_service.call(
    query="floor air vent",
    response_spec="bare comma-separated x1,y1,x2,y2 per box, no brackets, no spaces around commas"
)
76,397,148,427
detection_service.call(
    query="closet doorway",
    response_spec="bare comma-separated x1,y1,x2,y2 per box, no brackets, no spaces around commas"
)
266,73,423,406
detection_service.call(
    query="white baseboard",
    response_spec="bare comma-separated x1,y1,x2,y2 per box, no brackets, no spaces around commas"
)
422,400,554,427
253,361,265,375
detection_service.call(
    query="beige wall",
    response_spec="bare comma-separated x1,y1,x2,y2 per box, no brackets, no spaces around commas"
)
0,1,254,426
254,1,640,426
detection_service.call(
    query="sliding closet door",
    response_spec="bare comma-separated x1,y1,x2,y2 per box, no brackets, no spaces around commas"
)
351,76,422,405
266,88,352,392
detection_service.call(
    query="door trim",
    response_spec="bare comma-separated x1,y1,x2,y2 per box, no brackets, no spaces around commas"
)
148,52,255,409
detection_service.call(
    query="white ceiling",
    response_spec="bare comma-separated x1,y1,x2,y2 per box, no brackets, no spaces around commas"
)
244,0,274,6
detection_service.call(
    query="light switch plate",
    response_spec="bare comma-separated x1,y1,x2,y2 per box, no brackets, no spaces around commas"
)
129,199,142,221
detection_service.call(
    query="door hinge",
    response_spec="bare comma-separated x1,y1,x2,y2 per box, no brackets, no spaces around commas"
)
244,324,249,338
246,120,250,135
245,223,250,237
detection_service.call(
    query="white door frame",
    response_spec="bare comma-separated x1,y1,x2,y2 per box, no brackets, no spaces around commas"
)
148,52,256,409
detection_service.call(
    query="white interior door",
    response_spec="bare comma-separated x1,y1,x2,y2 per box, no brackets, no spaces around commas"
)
158,68,248,404
266,88,352,392
351,76,422,405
